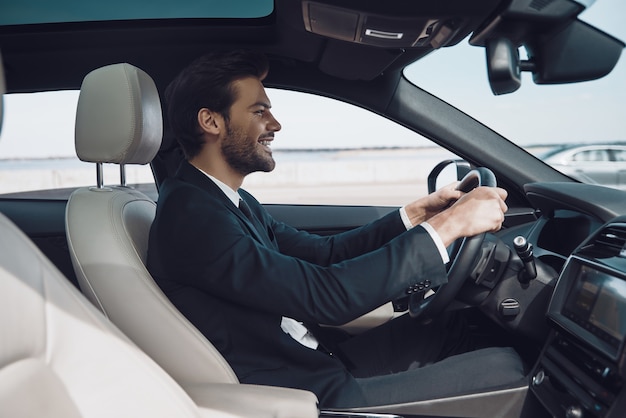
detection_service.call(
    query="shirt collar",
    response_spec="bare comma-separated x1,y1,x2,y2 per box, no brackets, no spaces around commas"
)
194,167,241,207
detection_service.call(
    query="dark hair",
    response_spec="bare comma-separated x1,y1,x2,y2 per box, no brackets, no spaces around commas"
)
164,50,269,159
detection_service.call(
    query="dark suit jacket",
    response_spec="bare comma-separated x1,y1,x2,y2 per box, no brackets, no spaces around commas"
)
147,160,447,407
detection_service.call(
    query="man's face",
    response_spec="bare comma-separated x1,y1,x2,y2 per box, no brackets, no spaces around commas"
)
221,77,281,176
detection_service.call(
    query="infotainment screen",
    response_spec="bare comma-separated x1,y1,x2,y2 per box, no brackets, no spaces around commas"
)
561,262,626,356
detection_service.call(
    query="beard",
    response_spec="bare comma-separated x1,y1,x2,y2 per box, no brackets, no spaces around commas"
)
221,122,276,176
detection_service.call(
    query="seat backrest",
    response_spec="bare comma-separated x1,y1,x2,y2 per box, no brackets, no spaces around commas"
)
0,214,231,418
65,63,239,388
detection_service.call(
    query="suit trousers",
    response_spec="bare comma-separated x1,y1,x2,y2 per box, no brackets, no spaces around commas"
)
320,310,526,408
336,310,472,378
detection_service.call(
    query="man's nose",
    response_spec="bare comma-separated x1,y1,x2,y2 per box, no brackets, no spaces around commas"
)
268,112,281,132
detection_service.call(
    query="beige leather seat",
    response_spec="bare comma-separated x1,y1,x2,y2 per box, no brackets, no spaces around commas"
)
65,62,242,388
1,212,239,417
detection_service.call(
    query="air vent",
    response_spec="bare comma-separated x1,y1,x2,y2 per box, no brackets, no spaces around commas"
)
580,224,626,258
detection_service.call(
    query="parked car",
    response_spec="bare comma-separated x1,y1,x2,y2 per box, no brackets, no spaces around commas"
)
539,144,626,189
1,0,625,417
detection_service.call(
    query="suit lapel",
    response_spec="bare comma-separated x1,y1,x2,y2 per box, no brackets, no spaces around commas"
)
175,161,276,248
237,196,277,248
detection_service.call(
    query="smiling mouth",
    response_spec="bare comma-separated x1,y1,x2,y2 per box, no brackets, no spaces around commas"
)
258,137,273,153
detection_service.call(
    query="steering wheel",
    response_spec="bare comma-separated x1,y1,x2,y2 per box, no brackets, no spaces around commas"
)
408,167,497,320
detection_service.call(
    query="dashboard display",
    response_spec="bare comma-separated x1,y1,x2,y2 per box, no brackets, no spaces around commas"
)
562,263,626,355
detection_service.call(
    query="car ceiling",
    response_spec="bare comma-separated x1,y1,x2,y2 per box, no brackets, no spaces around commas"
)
0,0,512,94
0,0,622,107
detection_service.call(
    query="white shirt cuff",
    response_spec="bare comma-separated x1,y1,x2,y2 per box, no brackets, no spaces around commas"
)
399,206,414,230
399,207,448,264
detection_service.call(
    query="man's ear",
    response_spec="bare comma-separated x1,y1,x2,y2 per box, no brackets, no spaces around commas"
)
197,108,222,135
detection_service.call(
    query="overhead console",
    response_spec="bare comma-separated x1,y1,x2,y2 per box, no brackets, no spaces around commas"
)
301,0,472,49
531,218,626,417
297,0,502,80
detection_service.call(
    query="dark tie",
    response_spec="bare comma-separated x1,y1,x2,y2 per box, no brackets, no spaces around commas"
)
238,198,254,222
238,198,277,249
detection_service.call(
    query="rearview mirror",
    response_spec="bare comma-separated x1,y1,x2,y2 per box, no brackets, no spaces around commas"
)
486,38,522,95
472,0,625,95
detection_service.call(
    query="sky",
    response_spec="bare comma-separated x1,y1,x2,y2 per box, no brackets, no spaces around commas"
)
0,0,624,158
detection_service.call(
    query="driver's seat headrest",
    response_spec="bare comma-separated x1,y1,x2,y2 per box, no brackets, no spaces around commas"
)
75,63,162,165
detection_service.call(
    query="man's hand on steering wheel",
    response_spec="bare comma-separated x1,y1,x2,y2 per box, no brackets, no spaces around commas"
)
408,168,508,320
403,181,463,226
427,186,508,247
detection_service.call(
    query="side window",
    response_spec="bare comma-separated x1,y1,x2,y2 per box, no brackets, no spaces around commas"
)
0,91,154,199
612,149,626,162
243,89,457,206
586,150,610,162
572,150,609,162
594,150,610,162
571,152,584,162
0,89,457,205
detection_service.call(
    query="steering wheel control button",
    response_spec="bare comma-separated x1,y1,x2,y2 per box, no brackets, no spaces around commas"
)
499,298,520,317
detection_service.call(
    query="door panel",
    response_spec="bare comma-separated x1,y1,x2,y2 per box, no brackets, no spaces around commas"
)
266,204,536,235
265,204,397,235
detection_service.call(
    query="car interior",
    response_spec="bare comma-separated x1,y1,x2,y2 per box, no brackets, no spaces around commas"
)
1,0,625,417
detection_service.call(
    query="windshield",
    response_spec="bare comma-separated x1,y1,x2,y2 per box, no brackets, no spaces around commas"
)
404,0,625,188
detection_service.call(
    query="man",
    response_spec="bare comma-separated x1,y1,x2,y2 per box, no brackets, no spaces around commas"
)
148,50,523,408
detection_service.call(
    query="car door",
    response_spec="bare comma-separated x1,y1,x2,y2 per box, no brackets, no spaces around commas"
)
569,148,618,187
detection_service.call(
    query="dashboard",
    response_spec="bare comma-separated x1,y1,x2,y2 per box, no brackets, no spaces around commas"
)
521,183,626,418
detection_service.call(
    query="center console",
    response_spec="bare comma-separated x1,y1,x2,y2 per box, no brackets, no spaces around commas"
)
531,222,626,417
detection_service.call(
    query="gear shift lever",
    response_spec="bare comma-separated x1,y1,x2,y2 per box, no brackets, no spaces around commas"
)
513,236,537,284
